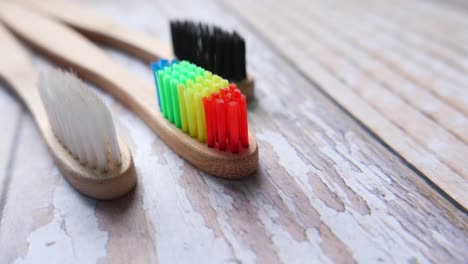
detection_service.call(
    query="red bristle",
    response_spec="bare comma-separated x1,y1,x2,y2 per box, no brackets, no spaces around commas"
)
221,88,229,99
211,92,220,141
229,83,237,92
239,95,249,147
215,99,227,151
224,92,232,140
232,89,241,101
228,102,240,153
203,97,215,148
225,92,232,103
235,91,242,140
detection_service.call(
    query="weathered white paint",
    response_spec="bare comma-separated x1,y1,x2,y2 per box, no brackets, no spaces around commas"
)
204,177,258,264
252,194,332,264
14,170,108,264
257,129,432,263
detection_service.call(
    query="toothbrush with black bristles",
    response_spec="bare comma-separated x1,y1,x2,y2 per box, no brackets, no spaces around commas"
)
170,20,254,101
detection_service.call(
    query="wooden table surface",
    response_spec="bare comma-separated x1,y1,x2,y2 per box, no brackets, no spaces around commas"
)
0,0,466,263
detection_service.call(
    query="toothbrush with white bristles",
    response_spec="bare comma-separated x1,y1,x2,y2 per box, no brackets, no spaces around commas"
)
39,68,122,173
0,24,136,200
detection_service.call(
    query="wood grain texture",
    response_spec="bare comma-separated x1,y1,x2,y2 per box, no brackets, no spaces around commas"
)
225,0,468,209
0,23,137,200
0,2,259,179
0,0,467,263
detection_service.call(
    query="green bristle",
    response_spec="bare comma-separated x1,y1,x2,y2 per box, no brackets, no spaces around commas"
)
195,67,205,76
157,70,165,113
172,63,182,72
170,77,181,128
187,71,195,80
163,73,173,122
178,76,189,133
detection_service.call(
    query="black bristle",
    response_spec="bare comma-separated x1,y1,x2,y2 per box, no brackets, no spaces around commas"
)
223,33,233,78
215,33,223,75
238,36,246,80
169,20,247,81
232,34,241,81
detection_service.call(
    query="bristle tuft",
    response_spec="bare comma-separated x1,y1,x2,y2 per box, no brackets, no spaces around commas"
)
39,68,121,172
170,20,247,81
151,60,249,153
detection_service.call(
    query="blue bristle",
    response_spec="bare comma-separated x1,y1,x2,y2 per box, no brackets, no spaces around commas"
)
151,62,162,108
159,59,169,69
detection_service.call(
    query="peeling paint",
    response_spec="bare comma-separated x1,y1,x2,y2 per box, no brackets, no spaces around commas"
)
257,129,431,263
14,171,108,264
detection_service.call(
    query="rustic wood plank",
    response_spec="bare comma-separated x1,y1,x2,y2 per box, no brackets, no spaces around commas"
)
285,0,468,143
348,0,468,74
0,0,466,263
363,0,468,54
226,0,468,209
298,0,468,88
298,0,468,117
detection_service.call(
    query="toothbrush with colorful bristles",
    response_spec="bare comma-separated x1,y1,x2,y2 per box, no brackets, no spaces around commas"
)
151,60,249,153
0,24,136,200
0,2,258,179
170,20,254,101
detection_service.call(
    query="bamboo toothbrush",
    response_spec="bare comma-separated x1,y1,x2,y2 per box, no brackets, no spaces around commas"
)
16,0,255,101
0,24,136,200
0,2,258,179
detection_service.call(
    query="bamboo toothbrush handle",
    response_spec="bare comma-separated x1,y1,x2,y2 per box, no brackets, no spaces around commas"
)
0,25,48,132
18,0,173,62
0,2,258,179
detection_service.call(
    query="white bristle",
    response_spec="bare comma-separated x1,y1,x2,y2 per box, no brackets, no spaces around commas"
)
39,68,121,172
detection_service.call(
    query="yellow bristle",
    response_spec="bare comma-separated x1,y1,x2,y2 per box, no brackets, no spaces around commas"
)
203,88,210,97
213,80,222,91
185,88,197,137
187,79,195,90
211,84,218,94
177,83,189,133
195,83,203,93
213,74,221,82
221,79,229,88
205,81,212,92
204,71,213,79
195,92,206,142
196,76,204,84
